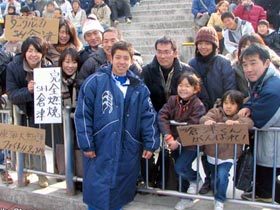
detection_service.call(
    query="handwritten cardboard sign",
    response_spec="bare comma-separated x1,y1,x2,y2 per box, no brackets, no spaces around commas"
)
0,123,45,155
5,15,59,43
177,124,249,146
34,67,62,124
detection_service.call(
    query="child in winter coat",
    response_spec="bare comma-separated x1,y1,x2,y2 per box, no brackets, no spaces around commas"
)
257,19,280,56
158,72,206,210
200,90,253,210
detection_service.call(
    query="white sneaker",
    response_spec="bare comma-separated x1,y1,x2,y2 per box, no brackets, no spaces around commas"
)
214,200,224,210
174,199,194,210
187,179,203,194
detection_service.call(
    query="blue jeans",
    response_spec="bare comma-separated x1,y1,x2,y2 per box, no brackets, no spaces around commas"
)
88,207,122,210
209,162,232,202
174,148,198,182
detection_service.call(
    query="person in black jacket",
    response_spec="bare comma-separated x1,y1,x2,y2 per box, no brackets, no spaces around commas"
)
141,36,195,193
255,0,280,31
76,27,142,89
6,36,52,188
142,36,195,112
78,19,104,65
257,19,280,56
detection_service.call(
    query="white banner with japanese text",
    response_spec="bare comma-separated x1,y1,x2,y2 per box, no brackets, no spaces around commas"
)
34,67,62,124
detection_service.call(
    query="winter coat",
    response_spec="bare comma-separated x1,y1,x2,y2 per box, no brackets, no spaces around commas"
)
232,62,249,97
142,57,194,112
6,54,54,148
191,0,216,17
65,8,87,30
76,47,108,89
74,65,160,210
244,64,280,167
261,29,280,56
6,54,51,117
233,45,280,97
200,107,253,160
189,54,236,109
207,12,225,29
233,3,267,31
46,43,77,67
91,3,111,26
223,18,255,54
79,46,100,66
158,95,206,150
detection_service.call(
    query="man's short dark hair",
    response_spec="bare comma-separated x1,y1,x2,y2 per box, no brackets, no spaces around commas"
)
221,12,235,22
111,41,134,59
240,43,270,64
103,27,122,40
154,36,177,51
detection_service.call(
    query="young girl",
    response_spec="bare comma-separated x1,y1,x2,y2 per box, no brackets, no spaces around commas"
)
158,72,206,210
200,90,253,210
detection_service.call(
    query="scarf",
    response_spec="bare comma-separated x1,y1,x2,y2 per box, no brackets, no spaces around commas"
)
23,59,42,82
61,73,77,108
159,66,174,100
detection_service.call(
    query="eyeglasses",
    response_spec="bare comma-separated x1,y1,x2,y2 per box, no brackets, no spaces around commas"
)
156,50,174,56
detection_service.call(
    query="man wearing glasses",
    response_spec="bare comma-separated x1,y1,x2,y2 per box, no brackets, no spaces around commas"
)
142,36,194,112
141,36,195,190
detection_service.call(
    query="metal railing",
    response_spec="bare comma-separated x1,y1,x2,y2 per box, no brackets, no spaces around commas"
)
3,106,280,208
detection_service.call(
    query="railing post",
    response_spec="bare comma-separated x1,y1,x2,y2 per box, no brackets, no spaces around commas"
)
63,106,75,195
13,105,25,187
16,152,25,187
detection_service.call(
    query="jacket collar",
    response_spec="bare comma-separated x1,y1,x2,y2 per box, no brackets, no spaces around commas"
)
100,64,141,86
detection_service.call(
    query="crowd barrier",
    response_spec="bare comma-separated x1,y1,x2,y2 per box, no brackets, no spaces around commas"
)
1,106,280,209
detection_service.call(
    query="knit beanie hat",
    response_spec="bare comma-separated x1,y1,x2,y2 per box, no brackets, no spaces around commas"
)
82,20,104,37
195,26,219,48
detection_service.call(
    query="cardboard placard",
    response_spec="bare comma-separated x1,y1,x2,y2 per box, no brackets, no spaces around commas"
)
177,124,249,146
5,15,59,43
0,123,45,155
34,67,62,124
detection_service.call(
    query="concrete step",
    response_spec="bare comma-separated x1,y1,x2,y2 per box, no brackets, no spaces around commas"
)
124,35,190,46
0,184,268,210
122,28,195,37
140,0,191,4
132,8,190,16
133,2,189,11
132,14,193,22
118,20,193,30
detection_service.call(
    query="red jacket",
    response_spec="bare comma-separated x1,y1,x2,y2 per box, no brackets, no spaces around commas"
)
234,4,267,31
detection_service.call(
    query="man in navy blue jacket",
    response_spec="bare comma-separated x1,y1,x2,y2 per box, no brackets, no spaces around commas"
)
239,43,280,203
75,41,160,210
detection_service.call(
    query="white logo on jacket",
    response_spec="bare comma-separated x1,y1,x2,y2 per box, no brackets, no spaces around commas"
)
102,90,113,114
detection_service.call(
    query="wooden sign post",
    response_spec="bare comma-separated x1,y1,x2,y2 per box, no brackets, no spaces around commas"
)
177,124,249,146
0,123,45,155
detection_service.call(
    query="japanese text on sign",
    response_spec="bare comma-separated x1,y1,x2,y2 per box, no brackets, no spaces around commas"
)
34,67,62,124
177,124,249,146
0,123,45,155
5,15,59,43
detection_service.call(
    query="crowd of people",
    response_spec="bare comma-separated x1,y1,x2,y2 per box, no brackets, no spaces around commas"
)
0,0,280,210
